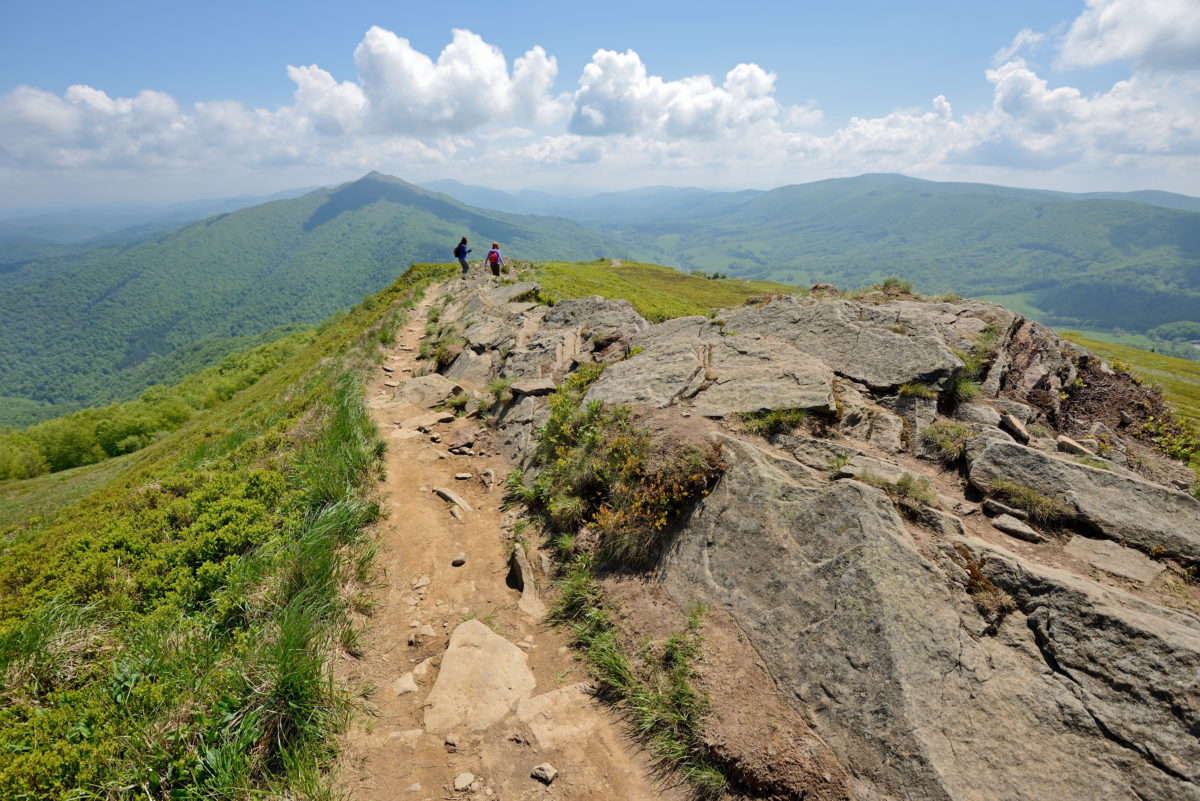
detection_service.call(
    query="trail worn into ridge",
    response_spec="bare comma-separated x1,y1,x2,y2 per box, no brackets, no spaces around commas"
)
334,288,684,801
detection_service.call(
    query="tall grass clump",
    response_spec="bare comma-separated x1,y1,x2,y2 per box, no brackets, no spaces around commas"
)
550,562,726,798
988,479,1072,525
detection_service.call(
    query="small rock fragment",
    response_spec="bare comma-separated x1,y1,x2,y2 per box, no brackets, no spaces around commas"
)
1056,435,1093,456
999,413,1030,444
982,498,1028,520
531,763,558,785
454,772,475,792
444,733,460,748
393,673,418,695
455,472,473,480
450,506,464,521
992,513,1045,543
434,486,474,513
412,575,431,590
452,553,466,567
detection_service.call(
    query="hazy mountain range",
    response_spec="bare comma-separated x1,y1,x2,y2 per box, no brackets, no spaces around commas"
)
1,171,1197,427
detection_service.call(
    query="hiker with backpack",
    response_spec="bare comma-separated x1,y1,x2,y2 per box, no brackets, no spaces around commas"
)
485,242,505,281
454,237,472,280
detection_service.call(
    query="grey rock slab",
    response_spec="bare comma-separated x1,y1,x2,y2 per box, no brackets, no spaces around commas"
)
835,454,910,485
992,513,1046,543
691,335,837,417
453,772,475,792
515,684,600,749
540,296,649,345
510,377,556,397
954,402,1002,427
961,536,1200,791
584,340,703,408
423,620,536,735
444,347,498,387
463,315,516,351
723,298,964,391
992,399,1035,423
500,330,582,380
392,374,462,409
662,434,1200,800
585,333,835,417
1064,536,1167,585
968,440,1200,562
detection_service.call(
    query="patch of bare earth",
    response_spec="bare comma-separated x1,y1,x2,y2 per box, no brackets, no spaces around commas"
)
333,290,688,801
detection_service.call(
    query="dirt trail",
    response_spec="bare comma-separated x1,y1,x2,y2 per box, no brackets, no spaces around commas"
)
335,287,686,801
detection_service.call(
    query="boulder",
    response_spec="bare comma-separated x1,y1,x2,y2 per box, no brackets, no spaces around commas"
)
968,440,1200,562
510,377,557,397
660,435,1199,801
586,334,837,417
724,298,964,391
992,513,1046,543
999,413,1031,444
515,684,600,749
391,374,461,408
423,620,536,734
954,402,1002,427
444,348,497,388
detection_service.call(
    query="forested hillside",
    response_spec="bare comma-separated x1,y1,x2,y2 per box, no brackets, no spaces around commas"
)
0,173,618,426
429,174,1200,342
614,175,1200,336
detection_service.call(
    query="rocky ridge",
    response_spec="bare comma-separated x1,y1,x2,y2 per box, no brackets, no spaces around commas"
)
416,276,1199,801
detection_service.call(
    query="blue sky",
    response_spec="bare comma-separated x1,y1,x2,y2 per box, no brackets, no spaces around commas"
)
1,0,1197,209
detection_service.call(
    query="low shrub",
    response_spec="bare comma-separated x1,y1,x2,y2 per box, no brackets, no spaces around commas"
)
988,479,1071,525
920,421,973,465
741,408,807,438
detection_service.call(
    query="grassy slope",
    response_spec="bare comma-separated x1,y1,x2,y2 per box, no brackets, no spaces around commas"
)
1061,332,1200,422
0,261,456,798
534,259,799,320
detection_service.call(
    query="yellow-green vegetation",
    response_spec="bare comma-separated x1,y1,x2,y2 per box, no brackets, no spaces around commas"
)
0,331,319,481
954,544,1017,636
740,408,807,438
506,363,723,566
898,382,938,399
988,479,1072,525
0,261,456,798
534,259,801,322
920,421,974,465
550,576,725,798
1062,331,1200,422
0,458,129,533
505,363,728,794
858,471,940,513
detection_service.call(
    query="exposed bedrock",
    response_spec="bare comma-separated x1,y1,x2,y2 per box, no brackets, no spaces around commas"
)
968,439,1200,562
659,436,1199,801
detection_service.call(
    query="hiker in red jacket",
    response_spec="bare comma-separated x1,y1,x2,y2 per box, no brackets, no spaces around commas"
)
485,242,505,281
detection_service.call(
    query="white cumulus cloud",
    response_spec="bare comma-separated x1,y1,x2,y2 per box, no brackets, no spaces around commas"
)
352,26,566,134
569,49,779,138
1059,0,1200,72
